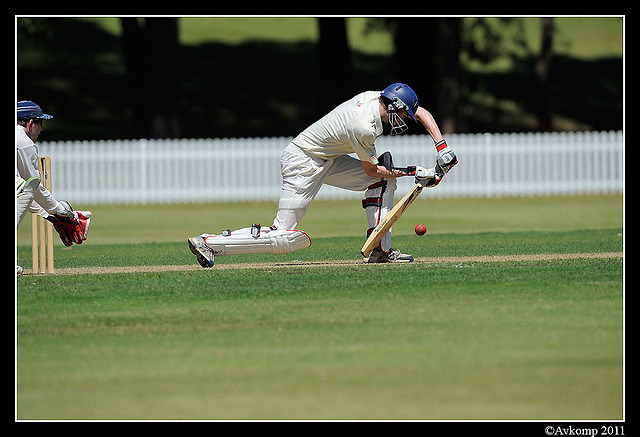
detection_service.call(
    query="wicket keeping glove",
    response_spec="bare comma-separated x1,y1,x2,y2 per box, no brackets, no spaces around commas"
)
47,200,92,246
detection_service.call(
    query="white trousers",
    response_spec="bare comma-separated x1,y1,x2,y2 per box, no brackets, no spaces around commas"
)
272,143,397,251
16,174,42,227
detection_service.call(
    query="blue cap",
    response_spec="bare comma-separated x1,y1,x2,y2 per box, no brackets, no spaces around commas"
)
380,83,419,120
17,101,53,120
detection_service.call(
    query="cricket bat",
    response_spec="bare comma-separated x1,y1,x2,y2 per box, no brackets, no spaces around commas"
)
361,181,426,257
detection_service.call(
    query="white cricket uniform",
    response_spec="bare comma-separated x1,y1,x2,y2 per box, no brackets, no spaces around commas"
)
272,90,397,251
16,125,61,223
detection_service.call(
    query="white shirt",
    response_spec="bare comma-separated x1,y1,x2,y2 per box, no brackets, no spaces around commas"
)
292,91,383,165
16,125,59,215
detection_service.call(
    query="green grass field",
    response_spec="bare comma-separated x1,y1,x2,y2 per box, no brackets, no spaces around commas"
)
16,195,624,420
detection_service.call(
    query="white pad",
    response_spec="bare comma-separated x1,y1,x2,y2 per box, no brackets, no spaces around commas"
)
204,227,311,256
364,180,396,252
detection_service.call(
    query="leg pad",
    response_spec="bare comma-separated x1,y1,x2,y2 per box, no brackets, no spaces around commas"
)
204,227,311,256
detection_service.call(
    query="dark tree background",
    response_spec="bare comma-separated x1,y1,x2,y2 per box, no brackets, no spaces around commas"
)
121,18,182,138
16,17,622,141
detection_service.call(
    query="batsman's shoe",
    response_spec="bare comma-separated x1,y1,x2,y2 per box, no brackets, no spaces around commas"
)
364,247,414,263
188,235,214,268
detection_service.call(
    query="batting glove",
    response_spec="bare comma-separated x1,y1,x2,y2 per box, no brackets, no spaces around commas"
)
414,166,441,187
435,139,458,174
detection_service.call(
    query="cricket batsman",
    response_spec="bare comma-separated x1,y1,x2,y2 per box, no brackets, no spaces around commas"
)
16,101,91,274
188,83,457,267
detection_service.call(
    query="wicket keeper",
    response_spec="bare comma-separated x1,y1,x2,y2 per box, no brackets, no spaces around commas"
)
16,100,91,275
188,83,457,267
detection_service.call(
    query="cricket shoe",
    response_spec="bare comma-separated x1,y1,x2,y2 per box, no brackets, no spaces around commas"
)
364,247,414,263
188,235,214,268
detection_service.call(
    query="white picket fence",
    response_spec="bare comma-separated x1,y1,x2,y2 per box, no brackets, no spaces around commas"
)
37,131,623,205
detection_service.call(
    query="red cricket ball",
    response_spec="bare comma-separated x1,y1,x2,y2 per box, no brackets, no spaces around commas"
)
415,224,427,236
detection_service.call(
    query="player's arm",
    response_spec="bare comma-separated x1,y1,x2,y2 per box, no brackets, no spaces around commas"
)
361,161,409,179
362,161,440,188
415,107,443,143
415,106,458,174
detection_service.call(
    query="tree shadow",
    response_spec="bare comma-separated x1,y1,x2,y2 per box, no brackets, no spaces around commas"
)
463,55,622,132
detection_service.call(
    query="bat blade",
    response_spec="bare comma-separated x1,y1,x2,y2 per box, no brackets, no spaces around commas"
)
360,182,424,257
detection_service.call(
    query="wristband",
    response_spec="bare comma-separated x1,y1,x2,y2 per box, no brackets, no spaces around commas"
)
435,139,448,152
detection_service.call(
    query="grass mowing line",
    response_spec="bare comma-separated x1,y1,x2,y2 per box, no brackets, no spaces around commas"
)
21,251,623,276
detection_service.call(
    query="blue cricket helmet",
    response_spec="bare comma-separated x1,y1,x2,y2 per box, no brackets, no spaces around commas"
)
17,101,53,120
380,83,419,120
